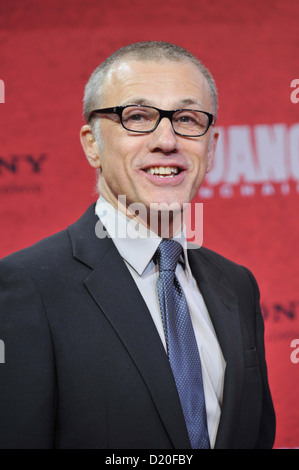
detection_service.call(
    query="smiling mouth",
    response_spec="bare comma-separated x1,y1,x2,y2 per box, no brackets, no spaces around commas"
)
143,166,182,177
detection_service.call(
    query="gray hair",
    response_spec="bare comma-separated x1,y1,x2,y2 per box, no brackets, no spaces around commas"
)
83,41,218,126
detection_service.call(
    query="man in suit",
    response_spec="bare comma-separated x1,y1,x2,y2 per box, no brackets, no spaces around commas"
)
0,41,275,449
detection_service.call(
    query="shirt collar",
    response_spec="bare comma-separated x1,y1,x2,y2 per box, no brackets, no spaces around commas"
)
95,196,192,279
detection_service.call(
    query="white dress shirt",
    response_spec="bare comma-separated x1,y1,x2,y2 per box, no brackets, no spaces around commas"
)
95,196,226,448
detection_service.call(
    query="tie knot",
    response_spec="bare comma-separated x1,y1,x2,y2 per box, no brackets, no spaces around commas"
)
155,239,183,272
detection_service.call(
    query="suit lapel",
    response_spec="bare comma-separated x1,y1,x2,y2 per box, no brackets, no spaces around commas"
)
67,206,191,449
188,248,244,449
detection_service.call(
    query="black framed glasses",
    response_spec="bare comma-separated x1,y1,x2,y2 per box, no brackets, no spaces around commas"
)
88,105,214,137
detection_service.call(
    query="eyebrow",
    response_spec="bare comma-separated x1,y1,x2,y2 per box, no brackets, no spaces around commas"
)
178,98,204,108
121,97,205,110
121,97,152,106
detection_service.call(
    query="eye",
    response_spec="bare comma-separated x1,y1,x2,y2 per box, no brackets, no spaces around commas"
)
178,115,192,123
122,106,158,126
129,112,147,122
175,112,198,124
123,108,152,124
174,110,207,129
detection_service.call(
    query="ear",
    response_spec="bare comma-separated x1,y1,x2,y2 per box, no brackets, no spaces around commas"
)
207,128,219,172
80,125,102,169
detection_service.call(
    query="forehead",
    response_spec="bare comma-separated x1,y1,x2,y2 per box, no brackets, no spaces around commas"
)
100,59,212,110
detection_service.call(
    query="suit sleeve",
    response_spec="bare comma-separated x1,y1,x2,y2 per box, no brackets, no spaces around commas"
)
0,258,56,449
243,267,276,448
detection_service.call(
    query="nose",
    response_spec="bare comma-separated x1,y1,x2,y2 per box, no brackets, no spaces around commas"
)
148,117,179,154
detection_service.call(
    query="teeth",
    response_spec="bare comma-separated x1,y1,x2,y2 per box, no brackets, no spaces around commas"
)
146,166,179,176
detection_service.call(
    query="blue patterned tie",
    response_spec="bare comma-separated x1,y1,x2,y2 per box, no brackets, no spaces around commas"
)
155,239,210,449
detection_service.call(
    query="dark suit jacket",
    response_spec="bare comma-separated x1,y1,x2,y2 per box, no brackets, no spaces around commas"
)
0,204,275,449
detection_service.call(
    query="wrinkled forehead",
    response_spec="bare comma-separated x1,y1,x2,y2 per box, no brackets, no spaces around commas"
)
100,58,213,110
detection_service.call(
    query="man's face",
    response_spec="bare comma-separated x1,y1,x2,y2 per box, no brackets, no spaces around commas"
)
86,59,218,213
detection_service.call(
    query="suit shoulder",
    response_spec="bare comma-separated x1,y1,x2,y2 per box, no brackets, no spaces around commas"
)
0,229,71,273
0,204,96,286
197,245,244,272
189,245,258,292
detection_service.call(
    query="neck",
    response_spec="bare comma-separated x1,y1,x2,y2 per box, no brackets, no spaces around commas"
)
115,196,186,239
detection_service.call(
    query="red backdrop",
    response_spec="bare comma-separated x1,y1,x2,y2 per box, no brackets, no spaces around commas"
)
0,0,298,448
